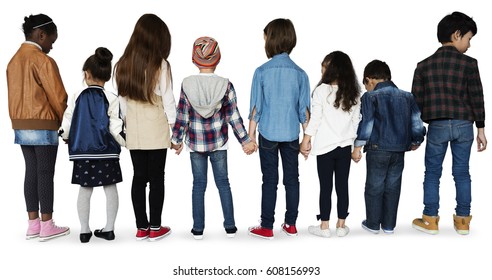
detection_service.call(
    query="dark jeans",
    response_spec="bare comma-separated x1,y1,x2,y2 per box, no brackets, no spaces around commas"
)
316,146,351,221
130,149,167,229
21,145,58,214
259,134,300,229
364,150,405,231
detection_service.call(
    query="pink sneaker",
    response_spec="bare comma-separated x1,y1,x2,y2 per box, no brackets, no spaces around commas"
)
282,223,298,236
136,227,150,241
26,218,40,240
248,225,274,240
39,219,70,242
149,226,171,241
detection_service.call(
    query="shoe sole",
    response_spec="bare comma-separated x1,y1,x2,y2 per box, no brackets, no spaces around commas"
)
454,226,469,235
148,230,172,241
412,223,439,234
282,229,298,236
94,235,115,241
336,227,350,237
26,234,39,240
248,232,274,240
226,233,236,238
361,223,379,234
193,235,203,240
136,236,149,241
39,229,70,242
308,231,330,238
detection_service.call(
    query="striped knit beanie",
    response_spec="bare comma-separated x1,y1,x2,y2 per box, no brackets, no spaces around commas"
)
192,36,221,69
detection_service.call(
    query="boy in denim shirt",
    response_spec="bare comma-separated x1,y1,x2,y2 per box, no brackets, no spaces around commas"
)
411,12,487,235
247,18,310,239
352,60,425,234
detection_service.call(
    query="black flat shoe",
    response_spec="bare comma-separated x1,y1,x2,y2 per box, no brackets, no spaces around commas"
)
94,229,115,240
80,232,92,243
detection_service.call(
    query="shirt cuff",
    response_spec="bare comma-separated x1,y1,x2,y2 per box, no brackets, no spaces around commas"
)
354,139,366,147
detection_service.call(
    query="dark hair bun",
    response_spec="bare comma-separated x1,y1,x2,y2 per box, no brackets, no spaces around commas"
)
95,47,113,65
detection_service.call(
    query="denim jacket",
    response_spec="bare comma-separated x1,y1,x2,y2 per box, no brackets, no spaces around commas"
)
355,81,425,152
248,53,310,142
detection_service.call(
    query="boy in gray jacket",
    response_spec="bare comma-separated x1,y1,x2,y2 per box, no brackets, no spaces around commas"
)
171,37,256,240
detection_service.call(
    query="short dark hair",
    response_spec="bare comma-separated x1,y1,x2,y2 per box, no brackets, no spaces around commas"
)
83,47,113,82
437,11,477,43
363,60,391,84
22,14,57,39
263,18,296,58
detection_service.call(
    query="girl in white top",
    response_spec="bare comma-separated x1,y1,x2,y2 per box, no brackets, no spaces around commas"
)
300,51,361,238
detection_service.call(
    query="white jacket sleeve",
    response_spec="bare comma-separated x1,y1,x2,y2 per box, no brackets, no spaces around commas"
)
107,92,126,147
157,61,176,125
60,90,78,139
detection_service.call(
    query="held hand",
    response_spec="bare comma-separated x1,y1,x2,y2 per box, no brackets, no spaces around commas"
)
410,144,420,151
243,141,257,155
171,143,184,155
299,139,311,160
351,149,362,163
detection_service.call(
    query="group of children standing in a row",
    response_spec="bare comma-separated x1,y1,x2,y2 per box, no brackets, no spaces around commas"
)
7,11,486,243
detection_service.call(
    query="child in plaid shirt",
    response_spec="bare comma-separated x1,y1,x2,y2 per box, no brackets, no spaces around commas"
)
411,11,487,235
171,36,257,240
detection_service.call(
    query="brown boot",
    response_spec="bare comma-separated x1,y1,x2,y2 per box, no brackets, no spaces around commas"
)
453,214,472,235
412,214,439,234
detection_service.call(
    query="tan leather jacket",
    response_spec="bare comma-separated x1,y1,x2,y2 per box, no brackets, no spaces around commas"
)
7,42,68,130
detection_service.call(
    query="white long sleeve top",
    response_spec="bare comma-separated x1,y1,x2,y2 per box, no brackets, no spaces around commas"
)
304,84,361,156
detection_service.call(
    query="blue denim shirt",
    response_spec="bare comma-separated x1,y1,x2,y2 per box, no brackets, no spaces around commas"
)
355,81,425,152
249,53,310,142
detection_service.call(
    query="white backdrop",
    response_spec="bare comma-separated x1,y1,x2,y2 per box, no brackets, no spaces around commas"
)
1,1,490,279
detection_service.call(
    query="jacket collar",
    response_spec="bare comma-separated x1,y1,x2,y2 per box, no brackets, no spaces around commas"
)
23,41,42,50
374,80,397,91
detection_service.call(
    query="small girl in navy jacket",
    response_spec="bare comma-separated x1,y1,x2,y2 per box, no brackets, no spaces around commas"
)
60,47,126,243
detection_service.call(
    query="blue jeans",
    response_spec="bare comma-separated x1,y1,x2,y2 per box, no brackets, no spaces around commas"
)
423,120,473,217
258,134,300,229
364,150,405,231
190,150,235,231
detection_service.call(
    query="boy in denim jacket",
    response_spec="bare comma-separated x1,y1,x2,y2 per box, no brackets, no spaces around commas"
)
411,12,487,235
352,60,425,234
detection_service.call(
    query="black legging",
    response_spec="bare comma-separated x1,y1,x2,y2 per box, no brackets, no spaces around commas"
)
315,146,351,221
21,145,58,214
130,149,167,229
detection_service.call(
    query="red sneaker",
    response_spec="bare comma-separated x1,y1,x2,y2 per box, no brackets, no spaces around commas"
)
248,225,274,240
282,223,298,236
136,227,150,240
149,226,171,241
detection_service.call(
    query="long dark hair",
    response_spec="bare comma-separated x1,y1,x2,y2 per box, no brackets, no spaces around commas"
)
318,51,360,112
114,14,172,103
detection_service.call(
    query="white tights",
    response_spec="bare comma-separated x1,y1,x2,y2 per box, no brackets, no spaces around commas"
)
77,184,119,233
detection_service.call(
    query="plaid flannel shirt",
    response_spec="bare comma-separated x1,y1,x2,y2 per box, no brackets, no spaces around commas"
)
171,82,251,152
412,46,485,128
